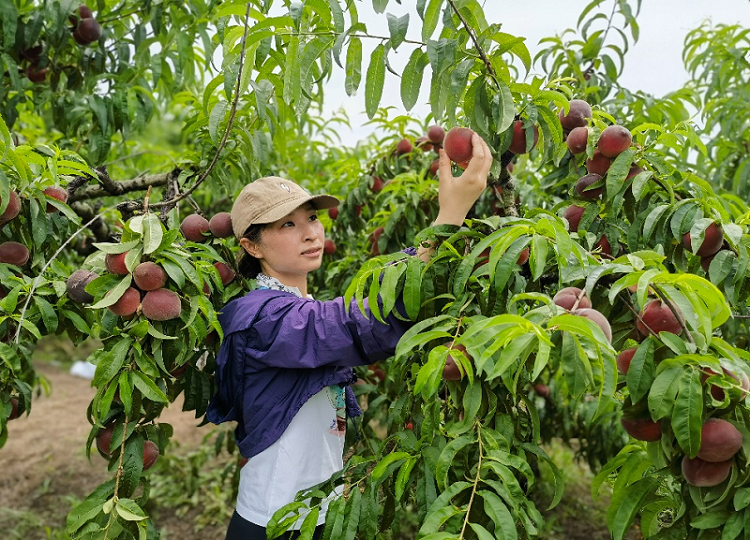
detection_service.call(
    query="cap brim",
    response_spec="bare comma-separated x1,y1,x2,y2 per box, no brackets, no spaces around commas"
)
253,194,340,224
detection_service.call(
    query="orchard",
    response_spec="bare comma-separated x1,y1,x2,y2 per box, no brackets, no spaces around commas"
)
1,0,750,539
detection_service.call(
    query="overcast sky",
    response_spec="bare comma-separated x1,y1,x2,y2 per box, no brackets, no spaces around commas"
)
320,1,750,137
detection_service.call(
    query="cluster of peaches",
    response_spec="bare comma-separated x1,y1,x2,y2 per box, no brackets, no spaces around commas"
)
0,186,69,270
65,212,236,322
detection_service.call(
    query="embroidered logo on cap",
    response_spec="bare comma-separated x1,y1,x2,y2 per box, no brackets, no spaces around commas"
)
279,182,291,193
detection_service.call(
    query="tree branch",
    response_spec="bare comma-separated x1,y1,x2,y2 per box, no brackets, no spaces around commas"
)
150,3,254,210
446,0,501,90
68,171,175,202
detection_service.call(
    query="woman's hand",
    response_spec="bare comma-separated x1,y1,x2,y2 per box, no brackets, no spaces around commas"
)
434,132,493,226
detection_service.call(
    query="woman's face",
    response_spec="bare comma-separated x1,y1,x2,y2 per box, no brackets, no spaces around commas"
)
240,202,325,282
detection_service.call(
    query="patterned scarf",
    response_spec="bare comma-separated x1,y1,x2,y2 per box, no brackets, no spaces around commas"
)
255,273,307,298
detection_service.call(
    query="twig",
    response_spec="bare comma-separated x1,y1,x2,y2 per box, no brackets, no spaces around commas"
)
581,1,618,76
617,291,659,340
651,285,694,344
113,415,130,498
446,0,501,90
459,423,482,539
150,3,253,209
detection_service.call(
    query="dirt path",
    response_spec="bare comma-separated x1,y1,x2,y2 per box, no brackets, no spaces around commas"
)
0,362,222,539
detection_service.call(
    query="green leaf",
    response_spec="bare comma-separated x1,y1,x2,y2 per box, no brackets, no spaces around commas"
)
93,339,132,387
422,0,443,42
132,372,169,403
401,49,429,111
648,366,682,420
403,256,423,320
435,435,474,490
609,477,659,540
365,44,386,119
672,368,703,457
478,490,517,540
372,0,389,14
625,340,656,403
469,522,496,540
371,451,410,483
115,499,147,522
343,485,361,540
208,101,228,145
387,13,409,49
344,37,362,97
89,274,133,309
142,214,164,255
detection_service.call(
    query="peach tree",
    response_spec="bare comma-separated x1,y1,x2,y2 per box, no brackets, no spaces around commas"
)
1,0,749,539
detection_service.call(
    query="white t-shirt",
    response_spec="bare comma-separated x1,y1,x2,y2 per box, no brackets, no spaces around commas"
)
235,385,347,528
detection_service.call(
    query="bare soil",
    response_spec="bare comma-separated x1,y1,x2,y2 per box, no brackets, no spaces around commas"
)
0,361,225,540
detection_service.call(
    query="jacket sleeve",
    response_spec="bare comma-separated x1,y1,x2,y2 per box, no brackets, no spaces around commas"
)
245,295,413,369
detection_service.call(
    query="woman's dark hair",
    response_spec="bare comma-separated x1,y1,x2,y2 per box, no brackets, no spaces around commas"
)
237,223,267,279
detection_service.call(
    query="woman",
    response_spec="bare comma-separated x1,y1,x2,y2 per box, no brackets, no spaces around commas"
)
207,134,492,539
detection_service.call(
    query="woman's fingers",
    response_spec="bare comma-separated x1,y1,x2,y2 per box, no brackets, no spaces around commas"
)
437,148,453,185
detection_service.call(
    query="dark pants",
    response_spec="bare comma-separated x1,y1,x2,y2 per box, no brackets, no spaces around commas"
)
226,511,324,540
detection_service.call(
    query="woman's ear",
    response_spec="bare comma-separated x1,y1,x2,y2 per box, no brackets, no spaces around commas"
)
239,237,263,259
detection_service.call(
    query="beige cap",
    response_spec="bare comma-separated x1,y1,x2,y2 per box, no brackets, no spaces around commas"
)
230,176,339,239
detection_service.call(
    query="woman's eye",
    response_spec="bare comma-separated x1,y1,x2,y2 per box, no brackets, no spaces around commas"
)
309,214,319,221
282,221,294,227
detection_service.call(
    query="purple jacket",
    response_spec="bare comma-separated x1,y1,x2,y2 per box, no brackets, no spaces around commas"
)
206,288,413,458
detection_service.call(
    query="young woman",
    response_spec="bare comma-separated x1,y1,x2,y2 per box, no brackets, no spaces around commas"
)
207,134,492,540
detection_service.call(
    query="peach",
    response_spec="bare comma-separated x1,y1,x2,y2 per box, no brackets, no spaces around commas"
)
396,138,413,155
598,125,632,158
443,343,468,381
566,126,589,154
73,17,102,45
143,440,160,470
327,207,338,220
208,212,233,238
509,120,539,154
0,241,30,266
133,262,167,291
586,150,612,176
516,247,530,266
141,288,181,321
702,368,750,401
428,125,445,144
371,226,385,256
637,299,682,336
576,308,612,342
107,287,140,317
682,223,723,257
415,137,433,151
324,239,336,255
0,190,21,224
562,205,586,232
682,456,731,487
621,417,662,442
9,397,20,420
553,287,592,311
617,348,637,374
214,261,236,285
96,423,116,455
697,418,743,462
371,177,384,192
66,269,99,303
559,99,592,130
574,173,603,199
180,214,210,243
443,127,474,164
105,252,129,275
43,186,68,212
